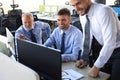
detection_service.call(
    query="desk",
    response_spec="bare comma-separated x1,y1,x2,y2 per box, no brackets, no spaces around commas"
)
62,62,110,80
37,14,78,22
37,14,57,31
37,14,57,21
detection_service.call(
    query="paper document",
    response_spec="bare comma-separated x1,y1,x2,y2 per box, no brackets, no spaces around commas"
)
62,69,84,80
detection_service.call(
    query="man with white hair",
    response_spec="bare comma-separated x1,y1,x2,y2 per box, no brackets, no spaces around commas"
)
15,12,51,44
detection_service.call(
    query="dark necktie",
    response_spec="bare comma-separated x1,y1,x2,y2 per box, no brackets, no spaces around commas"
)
61,32,65,54
82,15,90,60
29,29,37,43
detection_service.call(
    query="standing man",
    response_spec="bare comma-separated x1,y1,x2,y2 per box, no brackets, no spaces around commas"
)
44,8,82,62
69,0,120,80
15,12,51,44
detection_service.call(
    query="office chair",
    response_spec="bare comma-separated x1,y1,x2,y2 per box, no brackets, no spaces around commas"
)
0,11,7,35
0,52,40,80
6,9,22,36
7,9,22,30
71,9,79,17
71,18,83,32
33,15,39,21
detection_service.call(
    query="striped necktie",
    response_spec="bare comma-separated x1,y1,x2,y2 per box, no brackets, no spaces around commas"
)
82,15,90,61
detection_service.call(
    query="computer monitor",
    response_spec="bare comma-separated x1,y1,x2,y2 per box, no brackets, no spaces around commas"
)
17,39,61,80
110,6,120,16
6,27,15,56
0,35,11,56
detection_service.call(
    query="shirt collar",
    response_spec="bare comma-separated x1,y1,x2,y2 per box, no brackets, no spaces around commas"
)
23,24,34,32
60,25,72,35
87,2,95,18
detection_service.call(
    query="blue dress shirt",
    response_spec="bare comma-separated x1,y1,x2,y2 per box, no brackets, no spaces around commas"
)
15,21,51,44
44,25,82,62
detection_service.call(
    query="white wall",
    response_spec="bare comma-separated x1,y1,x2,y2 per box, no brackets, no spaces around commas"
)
0,0,116,14
0,0,44,13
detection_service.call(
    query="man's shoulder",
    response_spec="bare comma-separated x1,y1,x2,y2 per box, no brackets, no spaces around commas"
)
34,21,42,24
52,27,60,33
93,3,111,12
34,21,47,24
16,25,23,31
70,25,82,33
15,26,25,35
34,21,50,27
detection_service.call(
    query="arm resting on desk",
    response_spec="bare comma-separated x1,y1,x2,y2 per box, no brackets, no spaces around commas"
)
62,54,77,62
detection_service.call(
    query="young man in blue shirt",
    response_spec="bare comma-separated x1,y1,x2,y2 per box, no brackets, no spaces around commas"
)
44,8,82,62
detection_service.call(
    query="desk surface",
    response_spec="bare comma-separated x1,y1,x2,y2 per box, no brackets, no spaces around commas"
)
37,14,57,21
62,62,110,80
37,14,79,22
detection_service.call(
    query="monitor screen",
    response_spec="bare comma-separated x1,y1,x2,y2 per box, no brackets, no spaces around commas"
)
17,39,61,80
6,28,15,55
0,35,11,56
111,6,120,16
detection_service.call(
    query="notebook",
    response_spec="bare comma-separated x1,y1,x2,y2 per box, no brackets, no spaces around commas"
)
62,69,84,80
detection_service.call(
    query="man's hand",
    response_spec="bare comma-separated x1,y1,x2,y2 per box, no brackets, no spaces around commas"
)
75,60,87,68
19,34,25,39
88,66,100,78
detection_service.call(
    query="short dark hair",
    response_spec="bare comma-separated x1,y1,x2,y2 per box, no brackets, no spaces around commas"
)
57,8,71,17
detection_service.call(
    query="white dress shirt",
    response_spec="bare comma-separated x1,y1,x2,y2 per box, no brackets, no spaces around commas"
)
80,3,120,68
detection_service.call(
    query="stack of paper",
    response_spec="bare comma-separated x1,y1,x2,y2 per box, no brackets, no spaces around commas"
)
62,69,84,80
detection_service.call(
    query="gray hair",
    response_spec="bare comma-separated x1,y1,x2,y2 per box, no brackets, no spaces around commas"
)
22,12,33,19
